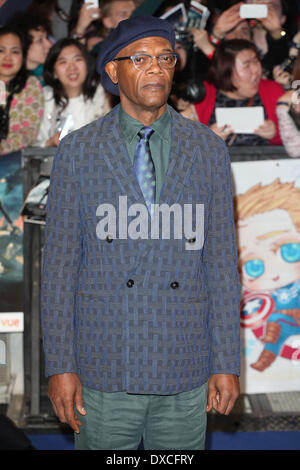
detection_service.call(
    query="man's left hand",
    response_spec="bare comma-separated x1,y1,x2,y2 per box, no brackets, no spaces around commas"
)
206,374,240,415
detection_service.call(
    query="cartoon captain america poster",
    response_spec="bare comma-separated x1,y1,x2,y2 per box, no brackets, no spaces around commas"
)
232,160,300,393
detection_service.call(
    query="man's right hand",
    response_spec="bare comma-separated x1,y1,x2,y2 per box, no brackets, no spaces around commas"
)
48,373,86,434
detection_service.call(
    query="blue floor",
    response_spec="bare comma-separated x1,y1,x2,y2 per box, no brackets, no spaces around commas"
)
26,431,300,451
206,431,300,450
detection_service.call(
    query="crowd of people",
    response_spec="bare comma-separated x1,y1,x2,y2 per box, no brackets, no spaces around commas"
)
1,0,300,156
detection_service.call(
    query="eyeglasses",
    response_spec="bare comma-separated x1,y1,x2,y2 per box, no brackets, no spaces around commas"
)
113,53,178,71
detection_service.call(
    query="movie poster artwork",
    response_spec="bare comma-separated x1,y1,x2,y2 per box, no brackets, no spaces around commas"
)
232,159,300,394
0,151,23,313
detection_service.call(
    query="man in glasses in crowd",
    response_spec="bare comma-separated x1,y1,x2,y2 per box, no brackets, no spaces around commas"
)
41,15,241,450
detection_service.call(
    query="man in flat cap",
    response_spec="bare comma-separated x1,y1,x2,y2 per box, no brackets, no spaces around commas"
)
41,15,241,450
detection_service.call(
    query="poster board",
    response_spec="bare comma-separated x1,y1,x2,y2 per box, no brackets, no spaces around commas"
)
0,151,23,313
232,159,300,393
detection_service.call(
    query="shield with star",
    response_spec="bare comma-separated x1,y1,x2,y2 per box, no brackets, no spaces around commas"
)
240,292,275,328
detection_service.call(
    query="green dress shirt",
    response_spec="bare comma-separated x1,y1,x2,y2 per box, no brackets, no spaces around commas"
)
119,105,171,203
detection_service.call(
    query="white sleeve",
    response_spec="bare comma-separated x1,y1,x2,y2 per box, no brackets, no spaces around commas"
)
35,87,56,147
92,84,111,118
276,105,300,158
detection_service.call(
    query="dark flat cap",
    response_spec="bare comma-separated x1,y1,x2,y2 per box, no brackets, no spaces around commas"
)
96,15,175,96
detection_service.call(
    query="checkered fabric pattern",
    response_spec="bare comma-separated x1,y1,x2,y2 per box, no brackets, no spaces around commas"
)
41,105,241,394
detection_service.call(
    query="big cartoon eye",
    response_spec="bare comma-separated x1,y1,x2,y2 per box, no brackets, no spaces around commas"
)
280,242,300,263
244,259,265,278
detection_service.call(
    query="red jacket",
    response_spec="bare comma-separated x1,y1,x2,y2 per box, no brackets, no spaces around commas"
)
194,79,284,145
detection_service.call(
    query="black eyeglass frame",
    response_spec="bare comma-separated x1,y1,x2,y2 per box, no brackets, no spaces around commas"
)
113,53,179,70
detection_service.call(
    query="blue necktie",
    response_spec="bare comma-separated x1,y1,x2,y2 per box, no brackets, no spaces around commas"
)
133,126,156,216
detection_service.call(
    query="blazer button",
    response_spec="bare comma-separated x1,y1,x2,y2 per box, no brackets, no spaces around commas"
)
106,235,113,243
170,281,179,289
127,279,134,288
188,237,196,244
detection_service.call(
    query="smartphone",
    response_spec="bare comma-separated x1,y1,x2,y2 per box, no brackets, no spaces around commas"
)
160,3,188,26
240,4,268,18
84,0,99,18
84,0,99,8
187,1,210,30
59,115,74,141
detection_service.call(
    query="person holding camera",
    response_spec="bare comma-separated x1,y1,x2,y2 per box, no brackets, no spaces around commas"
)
191,1,289,80
168,27,207,117
274,23,300,91
276,53,300,157
245,0,289,78
35,38,109,147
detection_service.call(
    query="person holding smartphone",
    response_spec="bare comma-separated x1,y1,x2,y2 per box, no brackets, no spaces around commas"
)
245,0,289,78
70,0,137,42
35,37,109,147
192,1,289,80
70,1,102,40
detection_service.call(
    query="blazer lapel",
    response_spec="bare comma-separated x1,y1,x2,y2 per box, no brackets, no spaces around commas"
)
96,106,152,266
96,105,144,205
96,106,197,265
158,106,195,206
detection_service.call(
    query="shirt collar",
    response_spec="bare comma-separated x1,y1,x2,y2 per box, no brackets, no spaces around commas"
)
119,104,171,144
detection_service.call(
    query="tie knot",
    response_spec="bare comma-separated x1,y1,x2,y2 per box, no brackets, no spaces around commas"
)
138,126,154,141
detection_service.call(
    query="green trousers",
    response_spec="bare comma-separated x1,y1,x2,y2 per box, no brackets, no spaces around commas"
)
74,382,207,450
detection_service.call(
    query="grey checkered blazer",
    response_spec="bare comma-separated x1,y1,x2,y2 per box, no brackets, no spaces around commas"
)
41,104,241,394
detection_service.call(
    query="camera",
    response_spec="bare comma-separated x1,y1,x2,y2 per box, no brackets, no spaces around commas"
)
174,26,194,47
290,41,300,50
171,79,206,104
279,56,298,75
